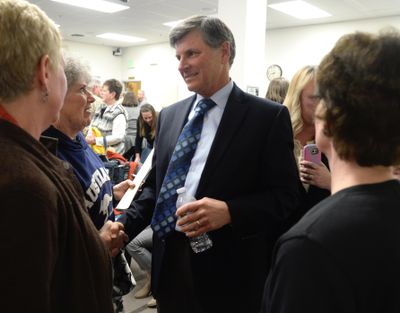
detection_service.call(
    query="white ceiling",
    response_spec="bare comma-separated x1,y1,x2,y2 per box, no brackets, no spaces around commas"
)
30,0,400,48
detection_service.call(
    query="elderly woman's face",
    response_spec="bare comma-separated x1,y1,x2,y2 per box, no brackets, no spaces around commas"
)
59,79,94,134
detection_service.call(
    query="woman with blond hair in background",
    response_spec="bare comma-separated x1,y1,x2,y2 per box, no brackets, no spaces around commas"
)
283,65,331,222
265,77,289,104
0,1,122,312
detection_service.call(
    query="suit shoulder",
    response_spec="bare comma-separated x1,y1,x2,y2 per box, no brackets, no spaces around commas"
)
160,96,194,116
242,93,288,118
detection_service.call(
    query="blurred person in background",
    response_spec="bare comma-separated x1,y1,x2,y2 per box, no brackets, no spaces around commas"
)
86,78,128,154
283,65,331,223
88,77,103,118
138,89,148,106
265,77,289,104
121,91,140,161
125,225,157,308
134,103,157,165
0,1,119,312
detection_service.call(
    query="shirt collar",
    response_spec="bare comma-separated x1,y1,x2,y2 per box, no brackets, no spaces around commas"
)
195,80,234,111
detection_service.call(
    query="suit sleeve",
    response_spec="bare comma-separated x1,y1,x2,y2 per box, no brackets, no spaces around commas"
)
119,166,156,241
261,237,355,313
227,106,300,236
121,110,163,241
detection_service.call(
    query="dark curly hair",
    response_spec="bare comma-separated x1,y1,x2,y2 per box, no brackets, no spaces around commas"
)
317,29,400,166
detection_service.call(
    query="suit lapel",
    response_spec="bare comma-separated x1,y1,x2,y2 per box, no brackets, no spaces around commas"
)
163,95,196,158
197,85,249,195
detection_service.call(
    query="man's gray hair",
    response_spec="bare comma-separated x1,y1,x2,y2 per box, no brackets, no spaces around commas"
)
169,15,236,67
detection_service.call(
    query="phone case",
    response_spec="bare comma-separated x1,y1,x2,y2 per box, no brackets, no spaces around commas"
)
303,144,321,163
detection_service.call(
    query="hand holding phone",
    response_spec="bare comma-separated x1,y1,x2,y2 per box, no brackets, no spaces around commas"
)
303,144,321,164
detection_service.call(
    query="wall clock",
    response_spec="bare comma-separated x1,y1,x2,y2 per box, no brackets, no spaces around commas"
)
266,64,283,80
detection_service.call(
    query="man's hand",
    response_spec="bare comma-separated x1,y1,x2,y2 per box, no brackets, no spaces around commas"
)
176,197,231,238
113,179,135,201
99,221,128,256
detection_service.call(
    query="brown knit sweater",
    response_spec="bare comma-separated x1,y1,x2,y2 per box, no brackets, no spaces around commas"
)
0,119,114,313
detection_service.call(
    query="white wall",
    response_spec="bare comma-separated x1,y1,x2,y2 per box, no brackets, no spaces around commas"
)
121,43,191,111
265,16,400,86
63,15,400,106
63,40,123,84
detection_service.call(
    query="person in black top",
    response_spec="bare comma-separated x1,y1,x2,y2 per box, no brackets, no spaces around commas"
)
262,29,400,313
283,66,331,225
134,103,157,165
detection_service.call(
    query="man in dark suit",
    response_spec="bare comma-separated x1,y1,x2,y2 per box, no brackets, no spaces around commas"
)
122,15,299,313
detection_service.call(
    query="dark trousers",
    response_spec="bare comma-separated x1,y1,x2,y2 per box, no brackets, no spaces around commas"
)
156,233,205,313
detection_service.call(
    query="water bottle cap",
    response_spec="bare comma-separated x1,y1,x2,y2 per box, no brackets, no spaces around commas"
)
176,187,186,194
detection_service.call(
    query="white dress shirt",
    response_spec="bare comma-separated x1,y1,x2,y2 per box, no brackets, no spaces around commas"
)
184,80,234,197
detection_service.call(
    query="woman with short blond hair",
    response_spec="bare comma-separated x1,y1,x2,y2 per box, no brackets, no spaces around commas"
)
0,1,117,312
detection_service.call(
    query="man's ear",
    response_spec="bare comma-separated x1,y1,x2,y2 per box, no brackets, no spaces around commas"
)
220,41,230,65
37,54,51,91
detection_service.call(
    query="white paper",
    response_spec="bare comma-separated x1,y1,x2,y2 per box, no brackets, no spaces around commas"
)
116,149,154,210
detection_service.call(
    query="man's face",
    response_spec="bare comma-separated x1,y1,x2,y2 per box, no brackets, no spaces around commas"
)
175,30,230,98
92,85,101,97
138,90,144,101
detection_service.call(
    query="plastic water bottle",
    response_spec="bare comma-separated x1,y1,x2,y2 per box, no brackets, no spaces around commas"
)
175,187,213,253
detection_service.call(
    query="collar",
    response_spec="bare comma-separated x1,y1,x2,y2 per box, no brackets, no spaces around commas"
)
104,102,119,112
195,79,234,111
0,104,18,125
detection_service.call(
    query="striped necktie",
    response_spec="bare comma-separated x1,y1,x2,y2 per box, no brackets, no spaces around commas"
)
151,98,216,238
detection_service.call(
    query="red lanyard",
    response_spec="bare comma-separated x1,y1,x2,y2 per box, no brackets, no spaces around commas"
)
0,104,18,125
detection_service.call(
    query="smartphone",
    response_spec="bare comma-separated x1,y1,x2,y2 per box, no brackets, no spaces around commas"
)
303,144,321,164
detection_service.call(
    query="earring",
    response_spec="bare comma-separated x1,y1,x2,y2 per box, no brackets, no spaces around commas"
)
42,89,49,103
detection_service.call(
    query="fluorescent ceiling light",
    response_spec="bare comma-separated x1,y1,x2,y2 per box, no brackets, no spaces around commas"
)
163,20,183,28
50,0,129,13
268,0,331,19
96,33,146,43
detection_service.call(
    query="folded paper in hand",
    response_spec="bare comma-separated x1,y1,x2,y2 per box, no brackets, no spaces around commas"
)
116,149,154,210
